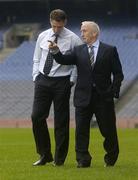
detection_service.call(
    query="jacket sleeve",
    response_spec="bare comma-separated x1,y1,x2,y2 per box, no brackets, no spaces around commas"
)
69,65,77,84
53,50,76,65
111,47,124,98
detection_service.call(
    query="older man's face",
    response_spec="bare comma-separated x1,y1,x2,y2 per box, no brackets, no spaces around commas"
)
80,24,96,45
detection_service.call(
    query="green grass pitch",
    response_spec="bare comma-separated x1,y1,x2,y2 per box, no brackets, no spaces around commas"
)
0,128,138,180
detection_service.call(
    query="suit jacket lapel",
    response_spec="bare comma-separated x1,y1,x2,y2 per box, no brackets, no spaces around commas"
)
82,44,91,66
81,43,106,70
82,44,96,71
95,42,105,65
82,44,89,56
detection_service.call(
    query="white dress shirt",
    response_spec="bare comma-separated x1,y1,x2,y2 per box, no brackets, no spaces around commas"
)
32,27,82,82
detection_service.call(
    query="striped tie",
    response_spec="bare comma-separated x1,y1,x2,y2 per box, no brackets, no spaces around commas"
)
88,46,94,66
43,34,58,75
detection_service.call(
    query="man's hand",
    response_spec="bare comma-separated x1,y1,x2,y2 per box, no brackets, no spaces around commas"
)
48,41,59,53
70,81,75,87
112,85,120,99
114,92,119,99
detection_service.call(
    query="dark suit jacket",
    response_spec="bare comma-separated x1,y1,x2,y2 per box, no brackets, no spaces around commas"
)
53,42,124,107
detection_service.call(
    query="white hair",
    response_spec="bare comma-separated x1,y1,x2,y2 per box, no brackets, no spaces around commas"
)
81,21,100,36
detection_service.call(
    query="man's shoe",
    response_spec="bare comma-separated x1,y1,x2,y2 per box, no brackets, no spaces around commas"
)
77,162,91,168
53,161,64,167
33,155,53,166
104,163,114,167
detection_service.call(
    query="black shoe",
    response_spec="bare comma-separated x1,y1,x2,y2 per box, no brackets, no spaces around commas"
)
104,163,114,167
53,161,64,167
33,155,53,166
77,162,91,168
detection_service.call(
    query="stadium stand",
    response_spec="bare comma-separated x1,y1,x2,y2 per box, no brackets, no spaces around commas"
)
0,27,8,49
0,24,138,126
0,32,3,49
0,41,35,80
0,0,138,128
0,41,35,120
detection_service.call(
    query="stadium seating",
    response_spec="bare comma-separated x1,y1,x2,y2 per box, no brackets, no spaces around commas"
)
0,30,5,49
0,21,138,120
0,41,35,80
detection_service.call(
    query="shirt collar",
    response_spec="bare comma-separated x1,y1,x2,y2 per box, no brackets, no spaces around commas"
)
87,39,99,48
50,27,66,38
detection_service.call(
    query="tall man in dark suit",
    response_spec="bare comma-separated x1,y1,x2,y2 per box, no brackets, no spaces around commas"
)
49,21,124,168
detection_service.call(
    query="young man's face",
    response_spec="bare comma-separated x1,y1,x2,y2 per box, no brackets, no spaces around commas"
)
50,20,66,34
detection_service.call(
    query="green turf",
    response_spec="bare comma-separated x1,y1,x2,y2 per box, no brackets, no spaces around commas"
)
0,128,138,180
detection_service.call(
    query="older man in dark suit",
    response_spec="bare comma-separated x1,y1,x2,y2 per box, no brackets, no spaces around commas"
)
49,21,124,168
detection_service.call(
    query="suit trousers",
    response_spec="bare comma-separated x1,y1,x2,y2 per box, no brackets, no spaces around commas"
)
75,88,119,165
31,73,71,164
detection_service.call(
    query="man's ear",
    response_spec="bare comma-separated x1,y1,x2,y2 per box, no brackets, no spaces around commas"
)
92,31,98,38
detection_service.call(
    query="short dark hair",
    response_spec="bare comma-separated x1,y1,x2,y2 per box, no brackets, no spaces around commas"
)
50,9,67,22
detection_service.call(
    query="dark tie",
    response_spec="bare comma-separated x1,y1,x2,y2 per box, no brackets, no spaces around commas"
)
88,46,94,66
43,34,58,75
